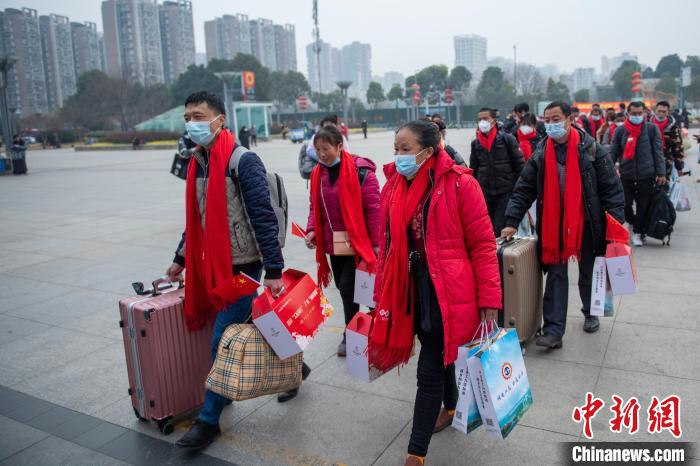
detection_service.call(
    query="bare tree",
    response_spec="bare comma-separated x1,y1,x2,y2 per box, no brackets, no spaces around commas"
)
517,64,546,97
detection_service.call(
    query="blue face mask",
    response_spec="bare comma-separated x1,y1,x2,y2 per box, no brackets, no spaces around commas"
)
629,115,644,125
320,156,340,167
545,121,567,139
185,115,221,146
395,149,427,178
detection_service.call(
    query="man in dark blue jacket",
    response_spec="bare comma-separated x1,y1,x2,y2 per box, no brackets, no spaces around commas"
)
165,92,308,452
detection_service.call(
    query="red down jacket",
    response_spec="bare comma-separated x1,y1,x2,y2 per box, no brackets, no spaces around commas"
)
374,151,502,366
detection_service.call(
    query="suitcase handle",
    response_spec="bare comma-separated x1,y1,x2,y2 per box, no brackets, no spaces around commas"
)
151,276,184,296
131,276,183,296
496,237,515,246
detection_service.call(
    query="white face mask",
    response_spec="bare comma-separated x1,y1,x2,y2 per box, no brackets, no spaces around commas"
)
519,125,534,135
478,120,492,134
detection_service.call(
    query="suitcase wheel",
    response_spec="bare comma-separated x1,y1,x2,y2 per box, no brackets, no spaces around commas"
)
157,418,175,435
133,407,147,422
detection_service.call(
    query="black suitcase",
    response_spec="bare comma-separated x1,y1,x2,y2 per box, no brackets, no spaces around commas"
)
11,148,27,174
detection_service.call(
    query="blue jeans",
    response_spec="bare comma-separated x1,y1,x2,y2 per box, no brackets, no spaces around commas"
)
198,268,262,426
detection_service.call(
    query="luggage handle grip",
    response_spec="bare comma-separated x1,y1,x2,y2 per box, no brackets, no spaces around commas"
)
496,237,516,246
151,276,184,296
131,276,183,296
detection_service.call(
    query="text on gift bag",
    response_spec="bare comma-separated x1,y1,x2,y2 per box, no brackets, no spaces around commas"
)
252,269,333,360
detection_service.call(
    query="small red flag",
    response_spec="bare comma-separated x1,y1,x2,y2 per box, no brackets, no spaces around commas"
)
212,273,261,302
291,221,307,239
606,213,629,243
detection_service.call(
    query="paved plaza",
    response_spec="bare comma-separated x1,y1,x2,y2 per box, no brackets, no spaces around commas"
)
0,129,698,465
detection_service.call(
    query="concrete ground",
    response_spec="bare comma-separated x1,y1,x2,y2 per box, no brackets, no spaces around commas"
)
0,129,698,465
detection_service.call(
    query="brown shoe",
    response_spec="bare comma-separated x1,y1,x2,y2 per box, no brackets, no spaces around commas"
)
405,454,425,466
432,408,454,433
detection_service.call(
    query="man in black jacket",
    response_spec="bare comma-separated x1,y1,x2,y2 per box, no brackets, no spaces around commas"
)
165,92,307,452
651,101,685,179
505,102,546,139
501,101,625,349
610,101,666,247
470,107,525,236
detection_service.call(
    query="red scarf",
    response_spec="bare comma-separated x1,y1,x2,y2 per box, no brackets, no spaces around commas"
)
184,130,236,330
517,129,537,161
622,119,643,160
652,117,669,152
477,126,497,152
310,151,377,288
589,117,603,138
541,129,584,265
607,123,618,143
369,156,437,370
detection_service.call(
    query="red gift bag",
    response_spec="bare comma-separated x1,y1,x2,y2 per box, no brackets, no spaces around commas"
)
346,311,398,382
252,269,333,360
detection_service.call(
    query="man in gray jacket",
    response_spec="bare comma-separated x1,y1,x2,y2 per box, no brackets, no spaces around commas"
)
610,101,666,246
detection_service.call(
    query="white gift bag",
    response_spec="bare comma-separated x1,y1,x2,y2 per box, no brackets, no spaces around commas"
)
353,263,375,307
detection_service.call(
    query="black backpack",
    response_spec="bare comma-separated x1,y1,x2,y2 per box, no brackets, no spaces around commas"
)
645,188,676,245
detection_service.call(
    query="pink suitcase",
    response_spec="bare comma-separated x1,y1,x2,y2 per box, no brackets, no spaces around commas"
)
119,278,214,435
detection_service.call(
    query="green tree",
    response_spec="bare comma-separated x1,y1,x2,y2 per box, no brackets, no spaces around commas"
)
476,67,516,108
545,78,570,101
415,65,449,91
656,73,678,95
685,76,700,102
573,89,590,102
642,67,655,79
612,60,640,100
655,54,683,78
685,56,700,77
207,54,272,101
60,70,169,131
366,81,385,108
596,85,617,102
448,66,471,91
311,91,343,112
270,71,310,107
387,84,404,108
170,64,222,107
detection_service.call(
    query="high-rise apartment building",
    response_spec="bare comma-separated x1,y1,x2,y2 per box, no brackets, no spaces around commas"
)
101,0,165,85
40,14,76,109
454,34,487,82
205,14,296,72
71,21,104,79
159,0,195,84
0,7,48,115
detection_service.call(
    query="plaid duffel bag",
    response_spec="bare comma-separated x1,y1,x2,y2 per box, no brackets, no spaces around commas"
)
206,324,303,401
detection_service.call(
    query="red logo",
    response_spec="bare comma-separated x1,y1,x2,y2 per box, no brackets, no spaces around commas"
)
501,362,512,380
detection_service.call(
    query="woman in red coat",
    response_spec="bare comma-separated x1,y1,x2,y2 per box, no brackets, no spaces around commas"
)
305,125,380,357
370,120,502,465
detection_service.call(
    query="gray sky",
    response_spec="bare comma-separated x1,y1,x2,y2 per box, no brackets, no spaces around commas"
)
4,0,699,77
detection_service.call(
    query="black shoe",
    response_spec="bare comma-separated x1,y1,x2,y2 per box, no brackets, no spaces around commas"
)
337,335,347,357
535,334,563,349
175,420,220,451
277,362,311,403
583,316,600,333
